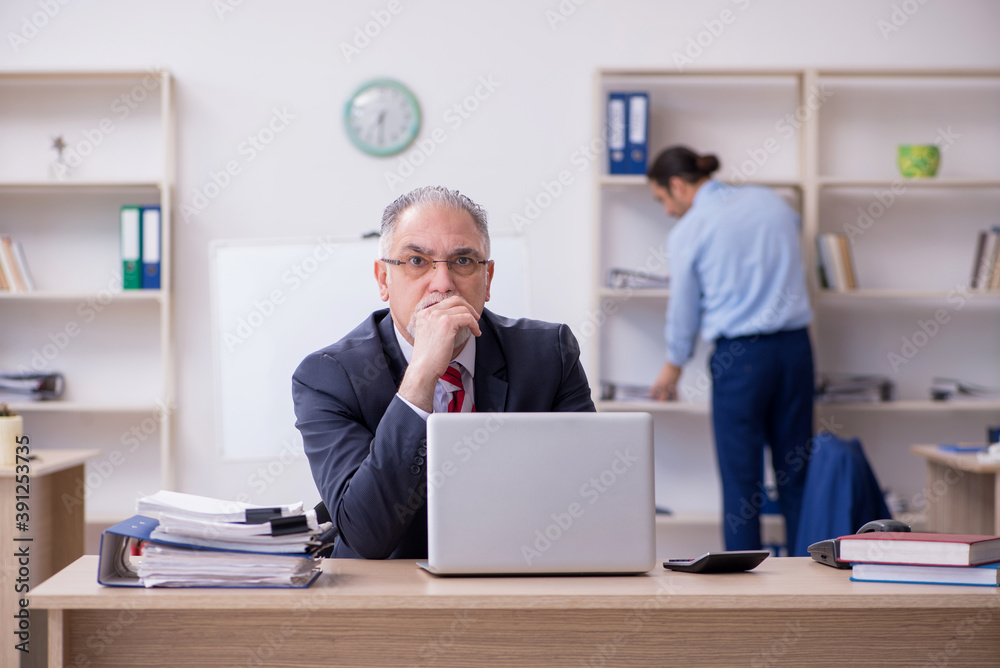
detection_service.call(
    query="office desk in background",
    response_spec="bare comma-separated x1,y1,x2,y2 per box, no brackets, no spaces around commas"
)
2,449,99,668
33,556,1000,667
910,444,1000,535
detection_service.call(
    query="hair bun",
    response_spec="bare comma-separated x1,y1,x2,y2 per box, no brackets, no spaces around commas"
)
696,154,720,174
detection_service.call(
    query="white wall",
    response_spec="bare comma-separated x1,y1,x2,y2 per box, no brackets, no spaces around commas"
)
3,0,999,514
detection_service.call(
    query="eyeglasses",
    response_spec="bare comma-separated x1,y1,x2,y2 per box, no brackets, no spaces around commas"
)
380,254,490,278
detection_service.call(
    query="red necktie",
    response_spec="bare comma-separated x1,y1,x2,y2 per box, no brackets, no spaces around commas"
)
440,364,475,412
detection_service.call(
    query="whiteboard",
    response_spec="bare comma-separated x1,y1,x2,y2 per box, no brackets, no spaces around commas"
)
210,236,528,459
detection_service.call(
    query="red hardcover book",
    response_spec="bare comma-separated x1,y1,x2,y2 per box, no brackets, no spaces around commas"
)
838,532,1000,566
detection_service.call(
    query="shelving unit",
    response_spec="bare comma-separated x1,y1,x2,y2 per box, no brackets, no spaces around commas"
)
0,71,175,520
593,68,1000,524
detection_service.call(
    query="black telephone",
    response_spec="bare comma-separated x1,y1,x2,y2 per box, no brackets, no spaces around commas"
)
808,519,911,569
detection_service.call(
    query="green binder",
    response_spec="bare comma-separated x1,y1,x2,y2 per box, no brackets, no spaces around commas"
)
120,205,142,290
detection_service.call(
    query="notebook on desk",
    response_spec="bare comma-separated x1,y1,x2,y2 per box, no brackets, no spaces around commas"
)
419,412,656,575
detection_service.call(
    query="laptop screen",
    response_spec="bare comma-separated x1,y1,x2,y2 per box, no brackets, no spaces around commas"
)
424,412,655,575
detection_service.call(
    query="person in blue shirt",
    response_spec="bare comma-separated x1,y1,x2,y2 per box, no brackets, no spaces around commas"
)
647,145,814,554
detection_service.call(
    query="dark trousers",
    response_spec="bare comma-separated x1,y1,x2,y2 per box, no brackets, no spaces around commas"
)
710,328,814,552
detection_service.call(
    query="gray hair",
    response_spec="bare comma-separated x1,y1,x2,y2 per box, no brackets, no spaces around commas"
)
378,186,490,258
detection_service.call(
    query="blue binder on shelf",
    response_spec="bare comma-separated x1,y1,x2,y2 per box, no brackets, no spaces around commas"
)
141,205,161,289
607,92,628,174
625,92,649,174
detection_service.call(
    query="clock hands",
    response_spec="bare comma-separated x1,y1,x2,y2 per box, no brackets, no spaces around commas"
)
375,110,386,145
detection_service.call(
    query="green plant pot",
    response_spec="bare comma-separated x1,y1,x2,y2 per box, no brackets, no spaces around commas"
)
897,144,940,178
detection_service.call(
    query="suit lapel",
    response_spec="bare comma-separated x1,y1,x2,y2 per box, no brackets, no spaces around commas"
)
474,310,508,412
376,311,408,388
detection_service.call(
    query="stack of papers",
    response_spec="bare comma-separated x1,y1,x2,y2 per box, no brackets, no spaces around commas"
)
137,489,305,521
600,381,654,402
606,268,671,290
0,371,64,401
138,543,319,588
98,491,337,588
815,374,894,403
930,378,1000,402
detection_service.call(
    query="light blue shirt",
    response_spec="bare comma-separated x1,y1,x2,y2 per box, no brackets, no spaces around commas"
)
665,180,812,366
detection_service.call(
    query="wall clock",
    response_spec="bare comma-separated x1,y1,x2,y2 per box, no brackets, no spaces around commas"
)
343,78,421,157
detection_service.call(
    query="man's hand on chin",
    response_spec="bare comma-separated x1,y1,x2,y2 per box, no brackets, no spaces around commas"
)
398,295,481,412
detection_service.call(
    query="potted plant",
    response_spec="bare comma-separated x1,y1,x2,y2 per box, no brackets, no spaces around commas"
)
0,402,23,467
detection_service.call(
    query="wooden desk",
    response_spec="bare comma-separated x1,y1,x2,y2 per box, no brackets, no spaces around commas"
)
33,555,1000,667
910,444,1000,535
2,449,99,668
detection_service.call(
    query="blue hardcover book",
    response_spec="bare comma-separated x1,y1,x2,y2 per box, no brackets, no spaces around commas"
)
97,515,333,588
607,92,628,175
937,444,988,453
851,561,1000,587
141,206,161,289
625,92,649,174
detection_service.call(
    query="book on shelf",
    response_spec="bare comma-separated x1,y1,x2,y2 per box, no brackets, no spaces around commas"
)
970,229,988,289
816,233,856,291
815,373,893,403
838,532,1000,567
0,235,35,293
971,226,1000,291
606,267,670,290
983,227,1000,290
850,561,999,587
99,491,338,588
836,234,857,290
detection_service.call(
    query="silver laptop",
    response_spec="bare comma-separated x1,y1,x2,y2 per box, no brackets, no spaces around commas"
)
420,412,655,575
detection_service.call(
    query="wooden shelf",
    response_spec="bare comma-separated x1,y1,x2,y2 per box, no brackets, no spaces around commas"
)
817,289,1000,301
5,401,166,414
0,70,166,82
0,290,164,302
600,174,801,189
816,400,1000,413
818,177,1000,189
596,287,670,299
0,181,163,191
817,69,1000,79
599,399,1000,414
597,400,710,414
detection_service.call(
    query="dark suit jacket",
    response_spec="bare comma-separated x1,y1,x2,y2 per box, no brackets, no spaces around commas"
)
292,308,596,559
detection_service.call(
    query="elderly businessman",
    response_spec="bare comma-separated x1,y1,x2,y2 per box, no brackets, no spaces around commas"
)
292,185,595,559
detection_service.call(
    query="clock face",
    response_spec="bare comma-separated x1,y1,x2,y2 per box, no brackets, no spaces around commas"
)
344,79,421,157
